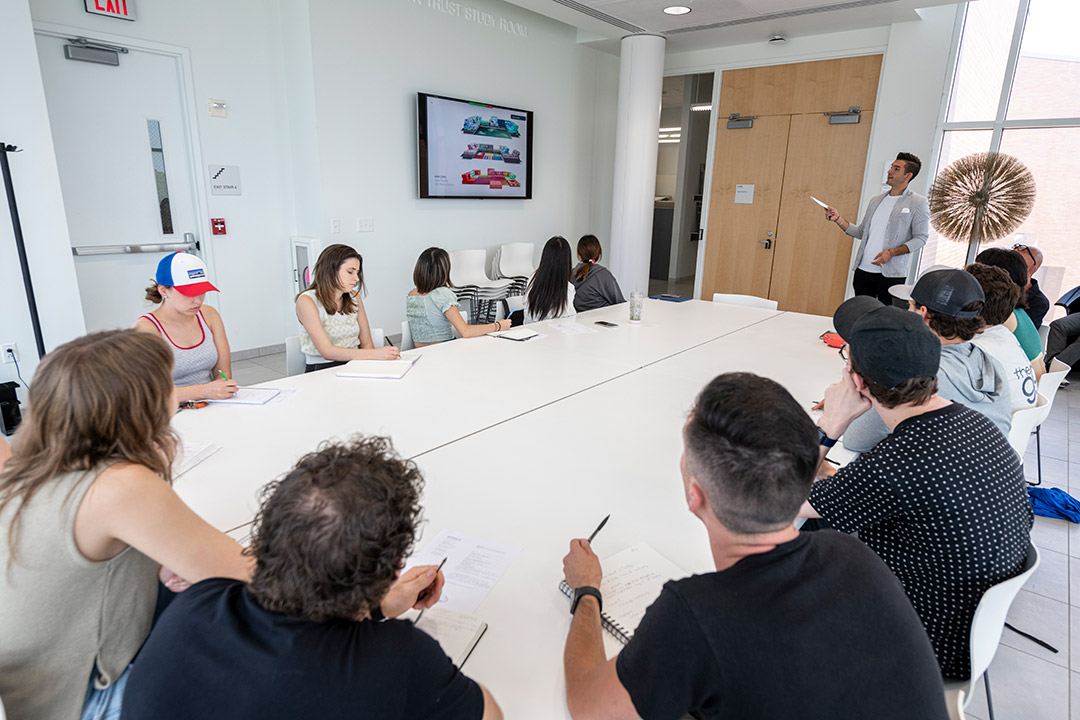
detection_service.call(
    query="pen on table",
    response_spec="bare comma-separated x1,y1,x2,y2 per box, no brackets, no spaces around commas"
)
415,556,448,624
587,514,610,544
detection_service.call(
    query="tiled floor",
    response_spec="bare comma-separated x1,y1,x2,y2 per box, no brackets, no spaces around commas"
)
228,349,1080,718
649,277,695,298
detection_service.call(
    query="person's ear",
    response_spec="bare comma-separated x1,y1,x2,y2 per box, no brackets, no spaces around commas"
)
687,480,707,514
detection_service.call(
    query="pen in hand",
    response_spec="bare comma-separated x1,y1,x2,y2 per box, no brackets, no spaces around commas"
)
587,514,610,544
219,370,229,381
415,556,448,624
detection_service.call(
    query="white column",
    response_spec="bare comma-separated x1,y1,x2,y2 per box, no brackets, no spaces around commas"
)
609,34,666,297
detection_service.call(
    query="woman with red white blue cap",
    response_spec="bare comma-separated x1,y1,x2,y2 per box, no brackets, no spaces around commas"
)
134,252,239,404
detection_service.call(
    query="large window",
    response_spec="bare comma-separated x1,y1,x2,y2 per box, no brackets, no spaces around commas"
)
919,0,1080,318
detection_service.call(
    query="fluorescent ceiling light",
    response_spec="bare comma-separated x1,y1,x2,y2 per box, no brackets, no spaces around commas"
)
691,104,711,112
659,126,681,132
663,6,692,15
658,134,669,139
659,138,681,143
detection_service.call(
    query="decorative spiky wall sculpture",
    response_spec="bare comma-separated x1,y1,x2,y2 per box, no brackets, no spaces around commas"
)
928,152,1036,244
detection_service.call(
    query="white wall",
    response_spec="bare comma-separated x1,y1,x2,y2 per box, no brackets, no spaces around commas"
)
665,7,961,294
306,0,620,332
27,0,309,353
0,0,85,402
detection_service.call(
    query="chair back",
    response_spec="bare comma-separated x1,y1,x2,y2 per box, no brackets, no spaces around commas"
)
947,690,966,720
449,249,489,286
711,293,778,311
1038,323,1050,352
370,327,385,349
1007,392,1048,458
400,320,415,351
962,543,1039,703
498,242,536,278
1037,358,1070,412
284,336,305,377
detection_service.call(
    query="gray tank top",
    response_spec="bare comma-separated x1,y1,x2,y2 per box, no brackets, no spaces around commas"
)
0,467,159,720
140,310,218,386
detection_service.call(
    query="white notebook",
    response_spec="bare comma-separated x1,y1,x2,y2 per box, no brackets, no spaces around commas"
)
336,355,419,379
559,542,685,644
206,388,280,405
412,607,488,668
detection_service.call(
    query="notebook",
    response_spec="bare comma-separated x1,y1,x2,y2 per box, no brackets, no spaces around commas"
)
491,327,540,342
336,354,419,379
412,607,488,668
206,388,280,405
559,542,685,644
174,442,220,478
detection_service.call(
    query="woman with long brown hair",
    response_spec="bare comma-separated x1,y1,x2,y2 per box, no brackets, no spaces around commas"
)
571,234,625,312
295,243,399,372
0,330,252,720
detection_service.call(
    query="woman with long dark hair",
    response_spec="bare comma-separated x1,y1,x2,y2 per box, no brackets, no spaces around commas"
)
295,243,399,372
523,236,576,322
571,234,625,312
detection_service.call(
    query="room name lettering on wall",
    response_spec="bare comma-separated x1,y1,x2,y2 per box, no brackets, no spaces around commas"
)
411,0,529,39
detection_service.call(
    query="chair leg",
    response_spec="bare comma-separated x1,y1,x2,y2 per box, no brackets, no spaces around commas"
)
1027,426,1043,486
1004,621,1059,652
984,669,995,720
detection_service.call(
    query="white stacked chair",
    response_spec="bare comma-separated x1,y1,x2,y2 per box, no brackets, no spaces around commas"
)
449,249,513,324
494,242,536,296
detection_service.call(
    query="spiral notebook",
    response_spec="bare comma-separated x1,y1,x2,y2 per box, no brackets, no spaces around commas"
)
558,542,686,645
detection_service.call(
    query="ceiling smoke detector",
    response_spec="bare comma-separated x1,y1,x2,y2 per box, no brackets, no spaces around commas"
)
768,34,787,44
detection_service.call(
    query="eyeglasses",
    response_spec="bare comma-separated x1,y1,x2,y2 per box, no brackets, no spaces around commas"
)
1012,243,1037,267
839,344,848,362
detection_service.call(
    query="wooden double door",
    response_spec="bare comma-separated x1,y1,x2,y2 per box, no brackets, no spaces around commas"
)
700,56,882,315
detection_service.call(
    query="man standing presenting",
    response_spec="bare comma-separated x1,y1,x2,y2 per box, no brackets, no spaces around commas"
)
826,152,930,304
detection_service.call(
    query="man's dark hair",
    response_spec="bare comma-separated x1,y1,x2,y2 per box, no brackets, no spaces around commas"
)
914,301,984,341
247,436,424,622
975,247,1029,309
966,263,1020,327
896,152,921,180
683,373,819,534
850,356,938,409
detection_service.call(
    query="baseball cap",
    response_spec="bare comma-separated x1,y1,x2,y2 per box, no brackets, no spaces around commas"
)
887,264,953,303
155,252,219,297
833,298,941,388
832,295,883,341
909,269,984,318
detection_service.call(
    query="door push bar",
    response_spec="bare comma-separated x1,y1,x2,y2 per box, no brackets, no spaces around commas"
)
72,235,198,257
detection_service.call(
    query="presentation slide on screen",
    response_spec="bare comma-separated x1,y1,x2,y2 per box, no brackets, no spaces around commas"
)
425,96,529,198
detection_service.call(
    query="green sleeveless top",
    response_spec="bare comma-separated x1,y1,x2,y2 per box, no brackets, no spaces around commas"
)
1012,309,1042,362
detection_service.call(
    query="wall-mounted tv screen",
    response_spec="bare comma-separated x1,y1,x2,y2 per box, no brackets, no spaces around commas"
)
418,92,533,199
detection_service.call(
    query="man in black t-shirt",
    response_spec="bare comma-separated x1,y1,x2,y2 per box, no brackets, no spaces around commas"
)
122,436,501,720
803,299,1033,679
561,373,949,720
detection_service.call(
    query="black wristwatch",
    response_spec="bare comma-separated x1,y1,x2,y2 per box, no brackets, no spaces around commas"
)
818,427,837,448
369,604,385,622
571,586,602,615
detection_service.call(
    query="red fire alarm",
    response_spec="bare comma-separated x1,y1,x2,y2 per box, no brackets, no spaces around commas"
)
211,218,226,235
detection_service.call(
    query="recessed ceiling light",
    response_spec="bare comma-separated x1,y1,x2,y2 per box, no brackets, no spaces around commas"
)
663,6,692,15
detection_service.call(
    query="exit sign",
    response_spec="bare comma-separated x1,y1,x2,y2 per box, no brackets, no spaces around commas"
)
84,0,135,21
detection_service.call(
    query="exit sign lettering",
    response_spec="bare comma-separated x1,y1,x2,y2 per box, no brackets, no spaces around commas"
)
84,0,136,21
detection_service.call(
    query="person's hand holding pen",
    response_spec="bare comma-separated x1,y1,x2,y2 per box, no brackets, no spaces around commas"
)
562,514,608,590
378,560,446,619
204,370,239,400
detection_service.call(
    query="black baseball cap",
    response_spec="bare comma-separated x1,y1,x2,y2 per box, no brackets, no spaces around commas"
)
832,298,941,388
910,269,984,318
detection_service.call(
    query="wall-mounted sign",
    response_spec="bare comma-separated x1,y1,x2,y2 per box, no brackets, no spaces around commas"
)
209,165,241,196
734,184,755,204
84,0,135,21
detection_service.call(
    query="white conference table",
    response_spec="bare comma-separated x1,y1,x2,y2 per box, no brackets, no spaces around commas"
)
173,300,782,532
173,300,850,719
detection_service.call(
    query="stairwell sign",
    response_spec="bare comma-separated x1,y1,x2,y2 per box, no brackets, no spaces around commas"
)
84,0,135,21
209,165,242,196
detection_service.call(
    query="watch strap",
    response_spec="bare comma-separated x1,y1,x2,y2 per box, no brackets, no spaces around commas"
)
571,585,602,615
818,428,837,448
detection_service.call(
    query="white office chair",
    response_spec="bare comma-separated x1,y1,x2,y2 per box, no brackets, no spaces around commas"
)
1006,392,1049,464
1038,323,1050,352
370,327,386,349
400,320,415,351
1021,358,1072,486
711,293,778,311
944,543,1039,720
449,249,513,323
285,336,305,377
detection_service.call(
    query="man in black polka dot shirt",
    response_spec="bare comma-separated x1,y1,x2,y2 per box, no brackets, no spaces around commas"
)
801,298,1033,680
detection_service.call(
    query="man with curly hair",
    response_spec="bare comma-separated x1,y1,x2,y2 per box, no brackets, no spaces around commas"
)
121,435,502,720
